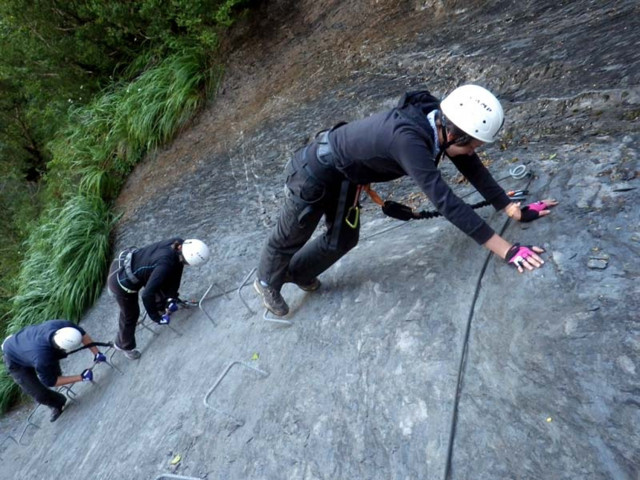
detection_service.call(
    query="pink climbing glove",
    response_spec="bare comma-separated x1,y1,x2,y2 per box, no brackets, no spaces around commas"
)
519,199,558,222
505,243,545,271
527,201,551,213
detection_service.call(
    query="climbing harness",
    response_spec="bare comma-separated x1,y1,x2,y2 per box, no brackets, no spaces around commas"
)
345,197,360,229
345,184,389,228
111,247,140,294
108,247,140,294
306,124,532,236
120,248,140,286
329,178,353,250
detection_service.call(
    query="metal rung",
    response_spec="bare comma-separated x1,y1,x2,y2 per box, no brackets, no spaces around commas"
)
203,361,269,426
18,404,42,445
237,268,293,325
96,345,124,375
18,382,78,445
139,312,183,337
0,434,19,459
236,268,257,315
58,384,79,401
263,309,292,326
198,283,222,326
153,475,204,480
199,267,258,324
109,311,181,364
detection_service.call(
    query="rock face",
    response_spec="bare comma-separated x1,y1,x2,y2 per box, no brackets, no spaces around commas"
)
1,1,638,479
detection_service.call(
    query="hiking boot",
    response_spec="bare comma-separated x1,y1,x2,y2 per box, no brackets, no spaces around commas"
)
284,272,321,292
113,342,141,360
50,399,66,422
254,279,289,316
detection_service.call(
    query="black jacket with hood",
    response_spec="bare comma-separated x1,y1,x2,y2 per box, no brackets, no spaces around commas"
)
122,238,184,321
327,90,511,244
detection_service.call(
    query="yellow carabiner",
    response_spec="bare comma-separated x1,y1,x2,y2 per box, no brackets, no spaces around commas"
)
345,205,359,229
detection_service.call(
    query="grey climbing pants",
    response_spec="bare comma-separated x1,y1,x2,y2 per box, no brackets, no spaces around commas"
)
257,138,360,290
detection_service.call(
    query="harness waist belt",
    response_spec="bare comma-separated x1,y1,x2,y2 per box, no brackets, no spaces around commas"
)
316,131,334,165
115,248,140,294
298,131,343,186
121,249,140,285
117,276,136,294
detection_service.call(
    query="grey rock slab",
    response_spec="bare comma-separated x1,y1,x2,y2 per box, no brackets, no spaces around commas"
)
450,147,640,480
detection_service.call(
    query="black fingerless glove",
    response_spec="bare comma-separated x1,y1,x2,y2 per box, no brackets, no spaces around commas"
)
519,206,540,222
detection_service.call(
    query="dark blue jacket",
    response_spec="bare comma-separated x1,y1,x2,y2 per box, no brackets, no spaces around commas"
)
2,320,85,387
328,91,511,244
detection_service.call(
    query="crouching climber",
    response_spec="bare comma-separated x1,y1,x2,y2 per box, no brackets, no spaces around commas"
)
254,85,558,316
2,320,106,421
108,238,210,359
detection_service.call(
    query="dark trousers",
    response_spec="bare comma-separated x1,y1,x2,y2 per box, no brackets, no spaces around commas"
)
108,260,140,350
257,151,360,291
5,359,66,409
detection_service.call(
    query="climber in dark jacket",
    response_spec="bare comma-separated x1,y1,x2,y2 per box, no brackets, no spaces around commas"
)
108,237,210,359
254,85,557,316
2,320,105,421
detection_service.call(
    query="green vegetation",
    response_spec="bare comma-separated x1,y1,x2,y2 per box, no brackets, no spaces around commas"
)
47,49,216,202
9,195,116,331
0,0,251,413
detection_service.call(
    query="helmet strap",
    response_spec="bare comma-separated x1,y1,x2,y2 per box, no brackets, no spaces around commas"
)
435,111,455,166
436,111,477,164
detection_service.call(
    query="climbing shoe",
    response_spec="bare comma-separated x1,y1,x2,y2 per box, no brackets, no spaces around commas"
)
113,342,141,360
254,279,289,316
283,273,321,292
49,400,66,422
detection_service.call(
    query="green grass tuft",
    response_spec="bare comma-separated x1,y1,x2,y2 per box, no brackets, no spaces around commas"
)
47,49,212,202
8,194,116,331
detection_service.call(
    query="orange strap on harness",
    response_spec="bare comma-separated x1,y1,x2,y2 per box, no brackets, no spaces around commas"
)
362,184,384,206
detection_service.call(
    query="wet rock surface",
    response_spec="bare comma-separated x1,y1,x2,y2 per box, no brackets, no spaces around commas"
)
1,1,639,479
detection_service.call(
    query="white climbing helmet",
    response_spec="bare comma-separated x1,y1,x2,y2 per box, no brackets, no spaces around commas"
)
440,84,505,143
52,327,82,352
181,239,210,266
